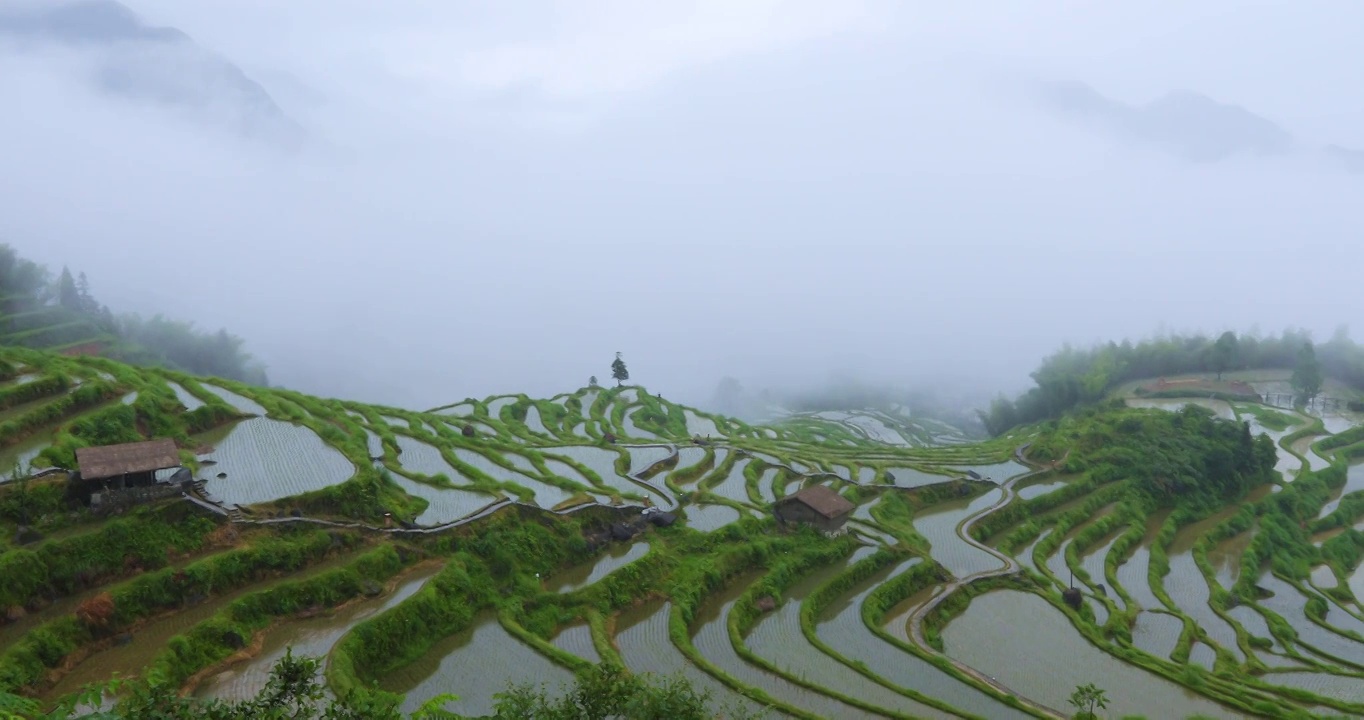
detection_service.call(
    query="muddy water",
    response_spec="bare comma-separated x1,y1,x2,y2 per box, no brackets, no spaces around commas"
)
815,559,1030,720
914,490,1006,578
549,541,650,593
942,591,1240,719
384,610,575,717
690,562,880,719
41,551,368,704
615,599,765,717
1317,463,1364,520
1292,437,1330,473
195,564,443,700
746,551,948,719
0,428,53,476
1131,611,1182,660
1207,530,1254,588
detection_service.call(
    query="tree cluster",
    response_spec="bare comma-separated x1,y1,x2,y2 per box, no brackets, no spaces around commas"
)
0,244,267,384
980,329,1362,435
1052,403,1278,508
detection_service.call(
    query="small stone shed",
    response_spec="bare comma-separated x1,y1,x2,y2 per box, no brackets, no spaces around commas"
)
76,439,181,489
773,484,855,534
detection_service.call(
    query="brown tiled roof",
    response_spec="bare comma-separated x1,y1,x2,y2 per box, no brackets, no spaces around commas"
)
776,484,855,519
76,439,180,479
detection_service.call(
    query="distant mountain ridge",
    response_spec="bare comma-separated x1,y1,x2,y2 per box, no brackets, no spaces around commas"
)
1039,80,1364,174
1039,81,1292,162
0,0,303,148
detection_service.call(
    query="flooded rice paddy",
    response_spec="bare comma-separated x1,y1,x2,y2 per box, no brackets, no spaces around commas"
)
684,503,742,531
943,591,1240,719
914,490,1006,578
195,565,444,701
202,419,355,505
614,599,763,716
388,474,500,525
201,385,268,415
384,611,576,717
549,541,650,593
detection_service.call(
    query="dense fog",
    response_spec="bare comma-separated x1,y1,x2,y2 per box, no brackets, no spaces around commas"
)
2,1,1361,411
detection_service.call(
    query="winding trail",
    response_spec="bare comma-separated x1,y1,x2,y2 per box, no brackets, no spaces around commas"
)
904,451,1068,719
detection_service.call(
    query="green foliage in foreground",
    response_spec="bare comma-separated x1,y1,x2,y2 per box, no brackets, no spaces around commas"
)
1067,682,1109,720
0,648,761,720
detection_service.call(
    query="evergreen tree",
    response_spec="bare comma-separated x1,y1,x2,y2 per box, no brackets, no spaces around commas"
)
56,266,80,310
611,352,629,387
75,271,102,315
1292,341,1324,405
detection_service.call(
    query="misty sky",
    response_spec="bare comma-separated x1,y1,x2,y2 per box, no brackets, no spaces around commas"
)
3,1,1362,410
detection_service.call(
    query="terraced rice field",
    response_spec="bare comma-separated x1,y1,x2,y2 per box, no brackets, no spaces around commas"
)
943,592,1240,719
549,541,650,593
201,419,355,505
11,346,1364,720
201,384,268,415
195,564,444,701
389,474,500,525
614,599,762,716
384,611,576,717
166,381,205,410
684,503,743,531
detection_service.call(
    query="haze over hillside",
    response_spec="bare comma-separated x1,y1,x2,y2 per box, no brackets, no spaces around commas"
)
2,1,1363,411
0,0,302,147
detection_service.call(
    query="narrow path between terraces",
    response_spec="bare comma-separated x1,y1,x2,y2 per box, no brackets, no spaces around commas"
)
905,449,1069,720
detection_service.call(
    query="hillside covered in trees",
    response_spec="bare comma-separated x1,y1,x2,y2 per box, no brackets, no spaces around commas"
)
981,330,1364,435
0,244,266,384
